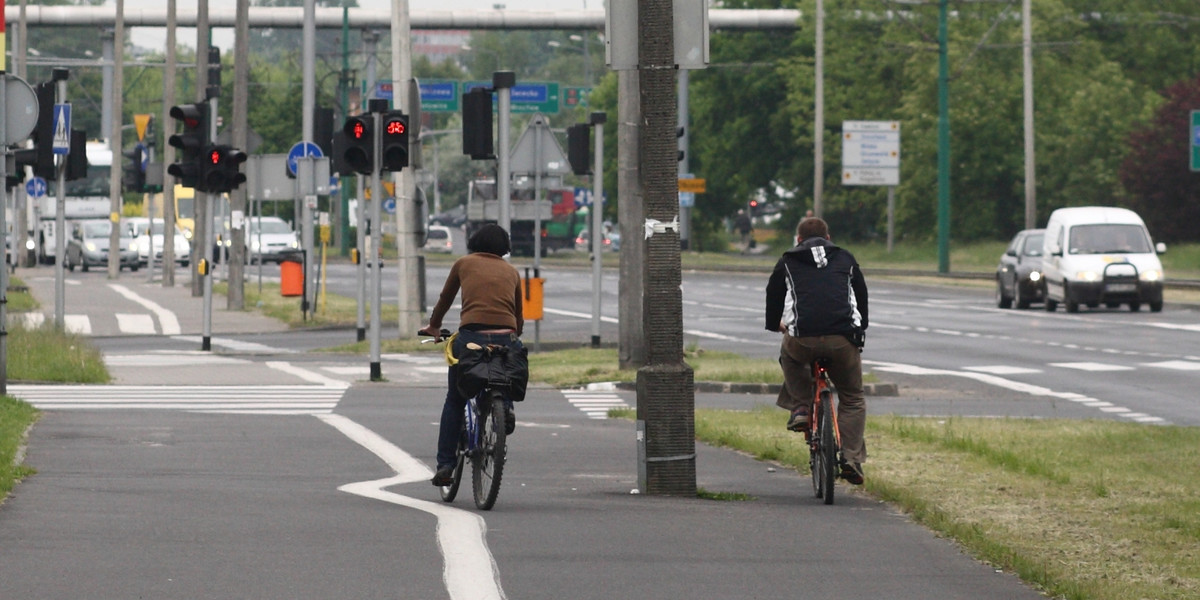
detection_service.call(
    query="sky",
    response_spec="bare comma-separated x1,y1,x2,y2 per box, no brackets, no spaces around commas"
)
117,0,591,51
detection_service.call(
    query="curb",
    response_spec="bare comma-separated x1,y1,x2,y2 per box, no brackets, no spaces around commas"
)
597,380,899,397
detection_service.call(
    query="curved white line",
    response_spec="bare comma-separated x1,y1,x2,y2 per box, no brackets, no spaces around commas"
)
108,283,182,335
318,413,506,600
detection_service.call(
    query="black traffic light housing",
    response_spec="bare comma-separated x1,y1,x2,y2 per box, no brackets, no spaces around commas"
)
66,130,88,181
167,101,210,189
201,145,247,194
462,87,494,160
380,111,409,172
122,143,146,193
29,82,57,180
341,115,374,175
567,123,590,175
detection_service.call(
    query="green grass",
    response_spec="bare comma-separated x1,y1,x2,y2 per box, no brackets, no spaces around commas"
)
216,280,398,329
0,395,39,503
692,407,1200,600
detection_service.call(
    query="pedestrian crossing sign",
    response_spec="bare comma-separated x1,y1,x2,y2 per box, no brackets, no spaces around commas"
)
52,103,71,155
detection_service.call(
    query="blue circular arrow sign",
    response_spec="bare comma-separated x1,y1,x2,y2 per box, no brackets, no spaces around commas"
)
287,141,324,176
26,176,47,198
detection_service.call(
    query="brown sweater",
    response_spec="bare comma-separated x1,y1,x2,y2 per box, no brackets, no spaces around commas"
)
427,252,524,335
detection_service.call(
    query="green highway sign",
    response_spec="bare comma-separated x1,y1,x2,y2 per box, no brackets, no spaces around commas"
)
465,81,561,114
1191,110,1200,172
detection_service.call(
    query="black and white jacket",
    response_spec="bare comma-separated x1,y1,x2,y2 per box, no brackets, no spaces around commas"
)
764,237,868,345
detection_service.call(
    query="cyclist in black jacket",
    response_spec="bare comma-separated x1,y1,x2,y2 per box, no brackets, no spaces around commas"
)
765,217,868,484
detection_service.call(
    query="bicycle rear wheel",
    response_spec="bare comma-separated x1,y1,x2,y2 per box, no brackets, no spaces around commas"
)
815,389,837,505
439,426,467,502
472,392,508,510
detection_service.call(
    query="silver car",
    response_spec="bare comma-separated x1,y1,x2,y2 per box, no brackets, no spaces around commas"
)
65,219,140,272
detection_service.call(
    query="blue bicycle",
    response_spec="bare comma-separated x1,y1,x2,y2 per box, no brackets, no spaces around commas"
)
425,330,509,510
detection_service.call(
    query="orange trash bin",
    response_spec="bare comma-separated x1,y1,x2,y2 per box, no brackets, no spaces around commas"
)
280,258,303,297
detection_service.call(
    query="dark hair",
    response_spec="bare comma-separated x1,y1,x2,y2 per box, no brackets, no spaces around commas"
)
797,217,829,241
467,223,511,256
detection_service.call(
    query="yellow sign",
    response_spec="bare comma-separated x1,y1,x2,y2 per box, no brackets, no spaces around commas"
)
363,181,396,200
134,114,153,142
678,178,706,193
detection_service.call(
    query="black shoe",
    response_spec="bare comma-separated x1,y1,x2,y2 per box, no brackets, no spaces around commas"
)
839,460,864,486
505,409,516,435
431,466,454,487
786,408,809,432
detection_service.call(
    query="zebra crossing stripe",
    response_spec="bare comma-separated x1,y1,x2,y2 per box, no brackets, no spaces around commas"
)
10,384,345,415
562,390,631,419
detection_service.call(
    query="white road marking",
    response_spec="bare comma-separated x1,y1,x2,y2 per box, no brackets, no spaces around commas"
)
318,414,506,600
64,314,91,334
104,352,248,366
1142,360,1200,371
1050,362,1136,372
563,390,631,419
11,384,343,415
116,313,156,335
109,283,182,335
863,359,1167,424
962,365,1042,375
173,335,294,354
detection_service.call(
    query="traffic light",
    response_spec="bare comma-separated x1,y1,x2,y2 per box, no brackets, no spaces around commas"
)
567,123,590,175
341,115,374,175
28,82,56,180
122,143,146,193
748,199,761,216
200,145,247,194
380,111,409,172
66,130,88,181
462,87,494,160
167,101,210,189
677,126,686,163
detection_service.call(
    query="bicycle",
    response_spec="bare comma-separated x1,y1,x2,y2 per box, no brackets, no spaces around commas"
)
423,329,509,511
805,357,842,505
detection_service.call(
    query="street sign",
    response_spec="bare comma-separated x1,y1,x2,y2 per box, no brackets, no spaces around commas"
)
52,103,71,155
842,120,900,186
419,80,458,112
134,114,153,142
3,74,38,145
679,191,696,207
509,113,572,176
382,197,396,214
1191,111,1200,172
26,176,47,198
287,141,323,177
464,81,561,114
678,177,706,193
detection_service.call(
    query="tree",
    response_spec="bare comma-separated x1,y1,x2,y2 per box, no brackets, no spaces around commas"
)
1119,76,1200,243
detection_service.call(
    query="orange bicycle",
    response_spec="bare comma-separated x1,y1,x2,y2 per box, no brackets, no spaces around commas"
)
806,358,841,505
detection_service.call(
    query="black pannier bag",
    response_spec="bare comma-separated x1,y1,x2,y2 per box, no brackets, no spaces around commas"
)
456,343,529,402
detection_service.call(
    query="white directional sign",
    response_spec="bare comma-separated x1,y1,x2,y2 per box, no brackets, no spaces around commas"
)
842,120,900,186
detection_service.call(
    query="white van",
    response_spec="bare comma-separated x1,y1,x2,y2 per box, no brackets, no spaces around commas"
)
1041,206,1165,313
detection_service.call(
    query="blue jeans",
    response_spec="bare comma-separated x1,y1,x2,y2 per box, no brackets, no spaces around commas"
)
436,329,523,470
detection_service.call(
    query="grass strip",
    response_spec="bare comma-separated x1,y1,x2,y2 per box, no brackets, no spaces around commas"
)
692,406,1200,600
0,396,39,504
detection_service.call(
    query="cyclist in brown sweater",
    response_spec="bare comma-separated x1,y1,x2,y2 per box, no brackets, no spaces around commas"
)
419,224,525,487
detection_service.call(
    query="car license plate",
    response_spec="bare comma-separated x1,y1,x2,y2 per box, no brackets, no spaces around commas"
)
1106,283,1136,292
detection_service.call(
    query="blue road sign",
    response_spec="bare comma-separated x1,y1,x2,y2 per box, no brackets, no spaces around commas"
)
52,104,71,155
26,176,47,198
382,197,397,214
287,141,324,177
135,142,149,171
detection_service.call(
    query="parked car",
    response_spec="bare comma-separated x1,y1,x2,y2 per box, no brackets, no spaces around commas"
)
574,226,619,253
995,228,1046,309
123,217,191,267
424,224,454,254
65,219,139,272
246,216,301,264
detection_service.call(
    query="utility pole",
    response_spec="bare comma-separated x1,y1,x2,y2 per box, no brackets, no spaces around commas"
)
635,0,695,496
228,0,249,309
1022,0,1036,230
392,0,422,336
162,0,177,287
192,0,210,297
937,0,951,273
106,0,124,280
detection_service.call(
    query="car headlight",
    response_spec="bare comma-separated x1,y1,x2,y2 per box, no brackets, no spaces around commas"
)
251,240,260,251
85,242,97,252
290,240,300,249
25,239,35,250
128,242,139,251
1140,269,1162,282
1076,271,1100,282
1028,271,1041,282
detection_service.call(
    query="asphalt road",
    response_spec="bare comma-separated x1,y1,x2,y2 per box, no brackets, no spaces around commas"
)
6,259,1198,598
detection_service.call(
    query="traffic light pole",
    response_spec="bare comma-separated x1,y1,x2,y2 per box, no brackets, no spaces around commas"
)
590,112,606,348
368,108,384,381
201,93,218,351
53,71,68,331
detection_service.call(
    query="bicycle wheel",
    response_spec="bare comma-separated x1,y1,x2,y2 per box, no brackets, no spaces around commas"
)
818,389,837,505
439,426,467,503
472,392,508,510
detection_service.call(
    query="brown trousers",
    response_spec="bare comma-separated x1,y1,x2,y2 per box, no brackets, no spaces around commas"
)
777,333,867,464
